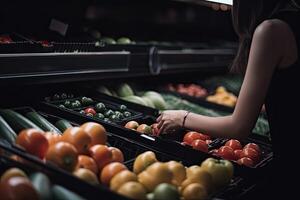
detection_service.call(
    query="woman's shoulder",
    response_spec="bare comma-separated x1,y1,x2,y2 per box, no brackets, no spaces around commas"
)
255,19,291,39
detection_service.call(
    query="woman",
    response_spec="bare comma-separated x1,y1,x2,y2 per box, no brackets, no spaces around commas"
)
157,0,300,197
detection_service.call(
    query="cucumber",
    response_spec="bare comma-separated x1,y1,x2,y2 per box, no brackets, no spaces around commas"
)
52,185,86,200
30,172,52,200
55,119,73,132
0,109,42,133
26,112,62,134
0,115,17,143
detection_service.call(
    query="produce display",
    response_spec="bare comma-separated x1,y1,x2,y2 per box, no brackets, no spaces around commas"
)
45,93,137,124
0,168,85,200
206,86,237,107
109,151,234,200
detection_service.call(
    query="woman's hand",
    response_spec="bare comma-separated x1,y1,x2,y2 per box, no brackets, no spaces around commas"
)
156,110,188,135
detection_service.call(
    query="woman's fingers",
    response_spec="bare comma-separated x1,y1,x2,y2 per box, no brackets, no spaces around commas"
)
157,118,165,129
158,122,167,135
156,114,163,122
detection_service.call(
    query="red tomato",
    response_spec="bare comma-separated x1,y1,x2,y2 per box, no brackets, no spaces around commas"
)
244,143,261,154
191,139,208,153
234,149,243,160
241,148,260,163
84,108,96,115
237,157,254,167
183,131,210,145
16,129,49,159
218,146,236,160
225,139,242,150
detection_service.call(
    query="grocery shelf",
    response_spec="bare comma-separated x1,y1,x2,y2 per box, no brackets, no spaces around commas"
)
0,51,130,84
158,48,235,74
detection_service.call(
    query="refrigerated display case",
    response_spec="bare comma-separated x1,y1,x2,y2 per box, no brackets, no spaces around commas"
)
0,0,272,199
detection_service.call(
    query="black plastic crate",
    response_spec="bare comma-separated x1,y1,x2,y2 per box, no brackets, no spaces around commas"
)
210,134,273,169
43,95,143,125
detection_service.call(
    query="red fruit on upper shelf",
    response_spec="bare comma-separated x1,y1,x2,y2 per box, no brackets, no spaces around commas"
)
166,83,208,98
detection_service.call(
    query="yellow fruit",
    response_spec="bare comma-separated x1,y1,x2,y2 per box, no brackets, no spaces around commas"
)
165,161,186,186
0,168,27,183
133,151,157,174
182,183,208,200
110,170,138,192
185,166,213,193
73,168,99,185
138,162,173,192
117,181,147,200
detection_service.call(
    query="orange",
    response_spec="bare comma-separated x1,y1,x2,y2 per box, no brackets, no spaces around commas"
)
80,122,107,146
61,127,91,155
108,147,124,163
100,162,127,186
16,129,49,159
45,142,78,171
76,155,99,175
89,145,113,171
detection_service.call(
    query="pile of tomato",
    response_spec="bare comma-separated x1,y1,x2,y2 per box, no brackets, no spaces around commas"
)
13,122,127,186
181,131,212,153
210,139,261,167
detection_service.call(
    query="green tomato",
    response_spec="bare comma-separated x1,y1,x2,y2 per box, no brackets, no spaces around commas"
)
152,183,180,200
64,100,71,108
104,110,114,117
103,118,110,122
123,111,132,118
201,158,234,188
59,104,65,108
95,113,105,119
119,105,127,111
110,114,118,121
95,103,106,112
117,37,131,44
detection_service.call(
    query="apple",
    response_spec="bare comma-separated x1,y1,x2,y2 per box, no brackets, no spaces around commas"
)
137,124,152,134
125,121,139,130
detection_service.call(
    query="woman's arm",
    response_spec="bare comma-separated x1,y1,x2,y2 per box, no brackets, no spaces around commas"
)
158,20,291,139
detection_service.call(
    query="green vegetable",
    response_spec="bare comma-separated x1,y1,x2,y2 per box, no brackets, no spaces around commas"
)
55,119,73,132
152,183,180,200
64,100,71,108
95,113,105,119
117,37,131,44
0,109,42,133
101,37,116,45
123,111,132,118
0,115,17,143
116,83,134,97
119,105,127,111
59,105,65,109
30,172,52,200
51,185,86,200
79,110,85,115
95,103,106,112
104,110,114,117
81,97,93,106
26,112,62,134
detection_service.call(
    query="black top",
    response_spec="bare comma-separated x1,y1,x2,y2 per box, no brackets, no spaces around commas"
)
264,9,300,196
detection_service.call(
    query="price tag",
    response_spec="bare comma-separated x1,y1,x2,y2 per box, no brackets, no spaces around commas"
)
49,19,69,36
